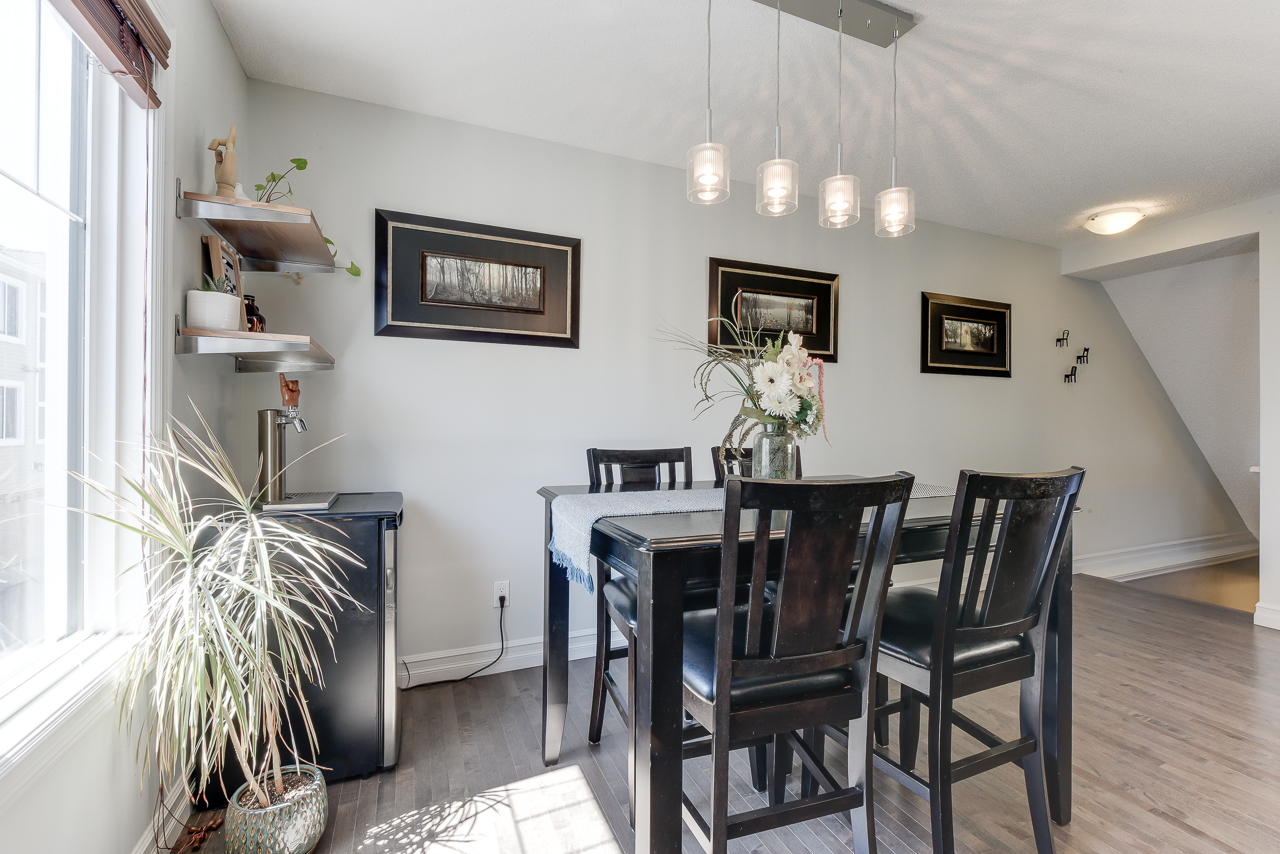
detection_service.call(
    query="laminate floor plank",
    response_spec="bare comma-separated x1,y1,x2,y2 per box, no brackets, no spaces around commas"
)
176,576,1280,854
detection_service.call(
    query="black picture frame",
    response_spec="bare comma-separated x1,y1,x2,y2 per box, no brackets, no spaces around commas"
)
708,257,839,362
375,209,581,348
921,291,1011,377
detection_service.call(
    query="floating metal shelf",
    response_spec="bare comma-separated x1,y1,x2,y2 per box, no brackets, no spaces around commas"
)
175,179,337,274
175,324,335,373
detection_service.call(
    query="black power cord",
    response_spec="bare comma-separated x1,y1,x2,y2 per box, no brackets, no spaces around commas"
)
401,595,507,689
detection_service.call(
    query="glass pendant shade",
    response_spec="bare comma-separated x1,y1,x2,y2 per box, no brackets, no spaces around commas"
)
819,174,859,228
687,142,730,204
756,158,799,216
875,186,915,237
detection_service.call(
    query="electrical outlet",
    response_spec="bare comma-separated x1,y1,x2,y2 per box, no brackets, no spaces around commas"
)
493,581,510,608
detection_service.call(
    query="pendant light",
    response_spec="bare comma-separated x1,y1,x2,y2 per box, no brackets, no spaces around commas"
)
757,0,798,216
819,1,859,228
875,19,915,237
687,0,729,204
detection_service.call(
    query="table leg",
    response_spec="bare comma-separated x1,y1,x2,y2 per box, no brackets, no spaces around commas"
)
633,550,685,853
542,500,569,766
1043,518,1072,824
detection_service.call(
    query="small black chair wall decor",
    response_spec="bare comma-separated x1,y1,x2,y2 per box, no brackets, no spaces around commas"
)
869,467,1085,854
710,446,802,484
1063,365,1077,383
1055,330,1069,347
1076,347,1089,365
678,473,914,854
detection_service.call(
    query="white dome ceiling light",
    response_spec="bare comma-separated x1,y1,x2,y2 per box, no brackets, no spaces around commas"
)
1084,207,1145,235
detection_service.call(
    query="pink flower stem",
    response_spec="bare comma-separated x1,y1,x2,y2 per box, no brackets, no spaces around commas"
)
805,356,830,445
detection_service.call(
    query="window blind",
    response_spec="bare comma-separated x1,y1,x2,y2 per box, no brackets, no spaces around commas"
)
46,0,169,108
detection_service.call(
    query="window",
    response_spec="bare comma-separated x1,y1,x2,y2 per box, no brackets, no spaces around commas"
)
0,385,20,443
0,281,20,340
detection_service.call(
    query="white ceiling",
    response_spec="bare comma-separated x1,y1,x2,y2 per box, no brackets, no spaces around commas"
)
207,0,1280,249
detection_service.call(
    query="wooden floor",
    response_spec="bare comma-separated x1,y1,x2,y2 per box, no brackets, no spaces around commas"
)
1126,557,1260,613
185,575,1280,853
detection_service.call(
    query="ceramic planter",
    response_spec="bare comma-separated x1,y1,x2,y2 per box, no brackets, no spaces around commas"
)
186,289,242,331
223,765,327,854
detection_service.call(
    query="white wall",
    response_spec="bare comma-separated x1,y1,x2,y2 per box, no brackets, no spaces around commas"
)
213,80,1247,667
1104,252,1260,536
0,0,248,849
1063,194,1280,629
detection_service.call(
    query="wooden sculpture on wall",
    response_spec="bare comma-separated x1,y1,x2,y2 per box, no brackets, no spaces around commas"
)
208,126,238,198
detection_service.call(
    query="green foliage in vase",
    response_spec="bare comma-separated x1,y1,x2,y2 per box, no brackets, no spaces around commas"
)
75,409,361,809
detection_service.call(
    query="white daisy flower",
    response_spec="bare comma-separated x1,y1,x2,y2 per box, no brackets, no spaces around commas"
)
753,361,793,397
761,391,801,418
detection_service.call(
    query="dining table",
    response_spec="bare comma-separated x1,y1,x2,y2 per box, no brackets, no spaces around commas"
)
538,477,1073,853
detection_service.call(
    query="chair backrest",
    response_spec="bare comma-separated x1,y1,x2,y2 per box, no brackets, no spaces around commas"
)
710,446,802,484
934,468,1085,656
587,447,693,488
712,473,914,700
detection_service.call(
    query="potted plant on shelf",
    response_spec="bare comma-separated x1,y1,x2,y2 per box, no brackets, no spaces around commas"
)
187,274,243,331
662,318,827,479
78,410,360,854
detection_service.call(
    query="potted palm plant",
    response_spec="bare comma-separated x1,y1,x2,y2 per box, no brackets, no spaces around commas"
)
78,411,360,854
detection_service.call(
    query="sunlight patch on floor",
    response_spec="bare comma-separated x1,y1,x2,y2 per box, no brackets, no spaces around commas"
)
356,765,621,854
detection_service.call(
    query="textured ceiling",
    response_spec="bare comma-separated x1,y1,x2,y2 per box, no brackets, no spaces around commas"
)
207,0,1280,249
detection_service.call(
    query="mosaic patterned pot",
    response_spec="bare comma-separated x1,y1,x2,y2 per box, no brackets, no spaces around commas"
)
224,765,327,854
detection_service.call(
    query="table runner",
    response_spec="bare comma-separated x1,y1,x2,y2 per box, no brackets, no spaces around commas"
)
548,480,953,593
549,489,726,592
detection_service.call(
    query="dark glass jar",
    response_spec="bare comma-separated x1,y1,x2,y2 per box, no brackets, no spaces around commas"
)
243,295,266,333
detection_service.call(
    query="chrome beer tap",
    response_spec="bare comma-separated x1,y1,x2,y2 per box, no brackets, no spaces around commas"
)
257,374,305,504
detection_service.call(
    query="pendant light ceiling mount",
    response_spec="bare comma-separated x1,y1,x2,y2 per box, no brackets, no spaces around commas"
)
746,0,914,49
757,0,799,216
820,0,859,229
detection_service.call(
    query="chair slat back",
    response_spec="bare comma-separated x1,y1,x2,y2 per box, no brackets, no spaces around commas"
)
711,446,802,484
940,468,1085,646
587,447,693,488
715,474,914,700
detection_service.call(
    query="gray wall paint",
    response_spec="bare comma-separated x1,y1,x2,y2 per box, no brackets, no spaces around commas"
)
202,80,1246,661
1104,252,1260,535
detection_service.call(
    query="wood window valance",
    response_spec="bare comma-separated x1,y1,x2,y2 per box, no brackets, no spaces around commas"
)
48,0,170,109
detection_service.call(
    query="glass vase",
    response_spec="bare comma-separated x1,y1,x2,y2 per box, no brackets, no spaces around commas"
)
752,421,797,480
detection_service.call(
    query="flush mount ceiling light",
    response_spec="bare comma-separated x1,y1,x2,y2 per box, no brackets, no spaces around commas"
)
819,1,859,229
757,0,798,216
687,0,729,204
875,18,914,237
1083,207,1144,235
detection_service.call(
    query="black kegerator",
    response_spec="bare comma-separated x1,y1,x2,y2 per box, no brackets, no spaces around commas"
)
272,492,403,781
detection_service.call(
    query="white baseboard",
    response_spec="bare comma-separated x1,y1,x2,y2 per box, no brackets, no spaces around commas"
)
401,626,628,687
1255,602,1280,631
1074,531,1258,582
128,783,190,854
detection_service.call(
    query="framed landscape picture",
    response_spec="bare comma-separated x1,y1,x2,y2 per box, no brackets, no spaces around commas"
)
375,210,580,348
921,292,1011,377
708,258,838,362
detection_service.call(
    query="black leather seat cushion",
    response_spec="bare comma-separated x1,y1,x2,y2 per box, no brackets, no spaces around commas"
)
878,586,1028,670
603,577,744,630
682,607,853,706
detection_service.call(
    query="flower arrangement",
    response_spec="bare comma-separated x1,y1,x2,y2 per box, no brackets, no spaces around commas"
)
662,317,827,461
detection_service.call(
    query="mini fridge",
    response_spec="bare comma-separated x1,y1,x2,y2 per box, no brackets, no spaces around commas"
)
276,492,403,780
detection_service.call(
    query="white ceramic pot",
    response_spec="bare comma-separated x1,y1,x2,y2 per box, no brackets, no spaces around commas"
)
187,289,242,331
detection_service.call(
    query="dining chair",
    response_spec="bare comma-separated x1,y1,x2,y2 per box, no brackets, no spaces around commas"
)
710,445,802,483
585,447,773,817
867,467,1084,854
679,472,914,854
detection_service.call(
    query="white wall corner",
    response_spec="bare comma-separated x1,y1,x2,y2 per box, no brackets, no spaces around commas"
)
129,784,191,854
1074,531,1259,581
1254,602,1280,630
